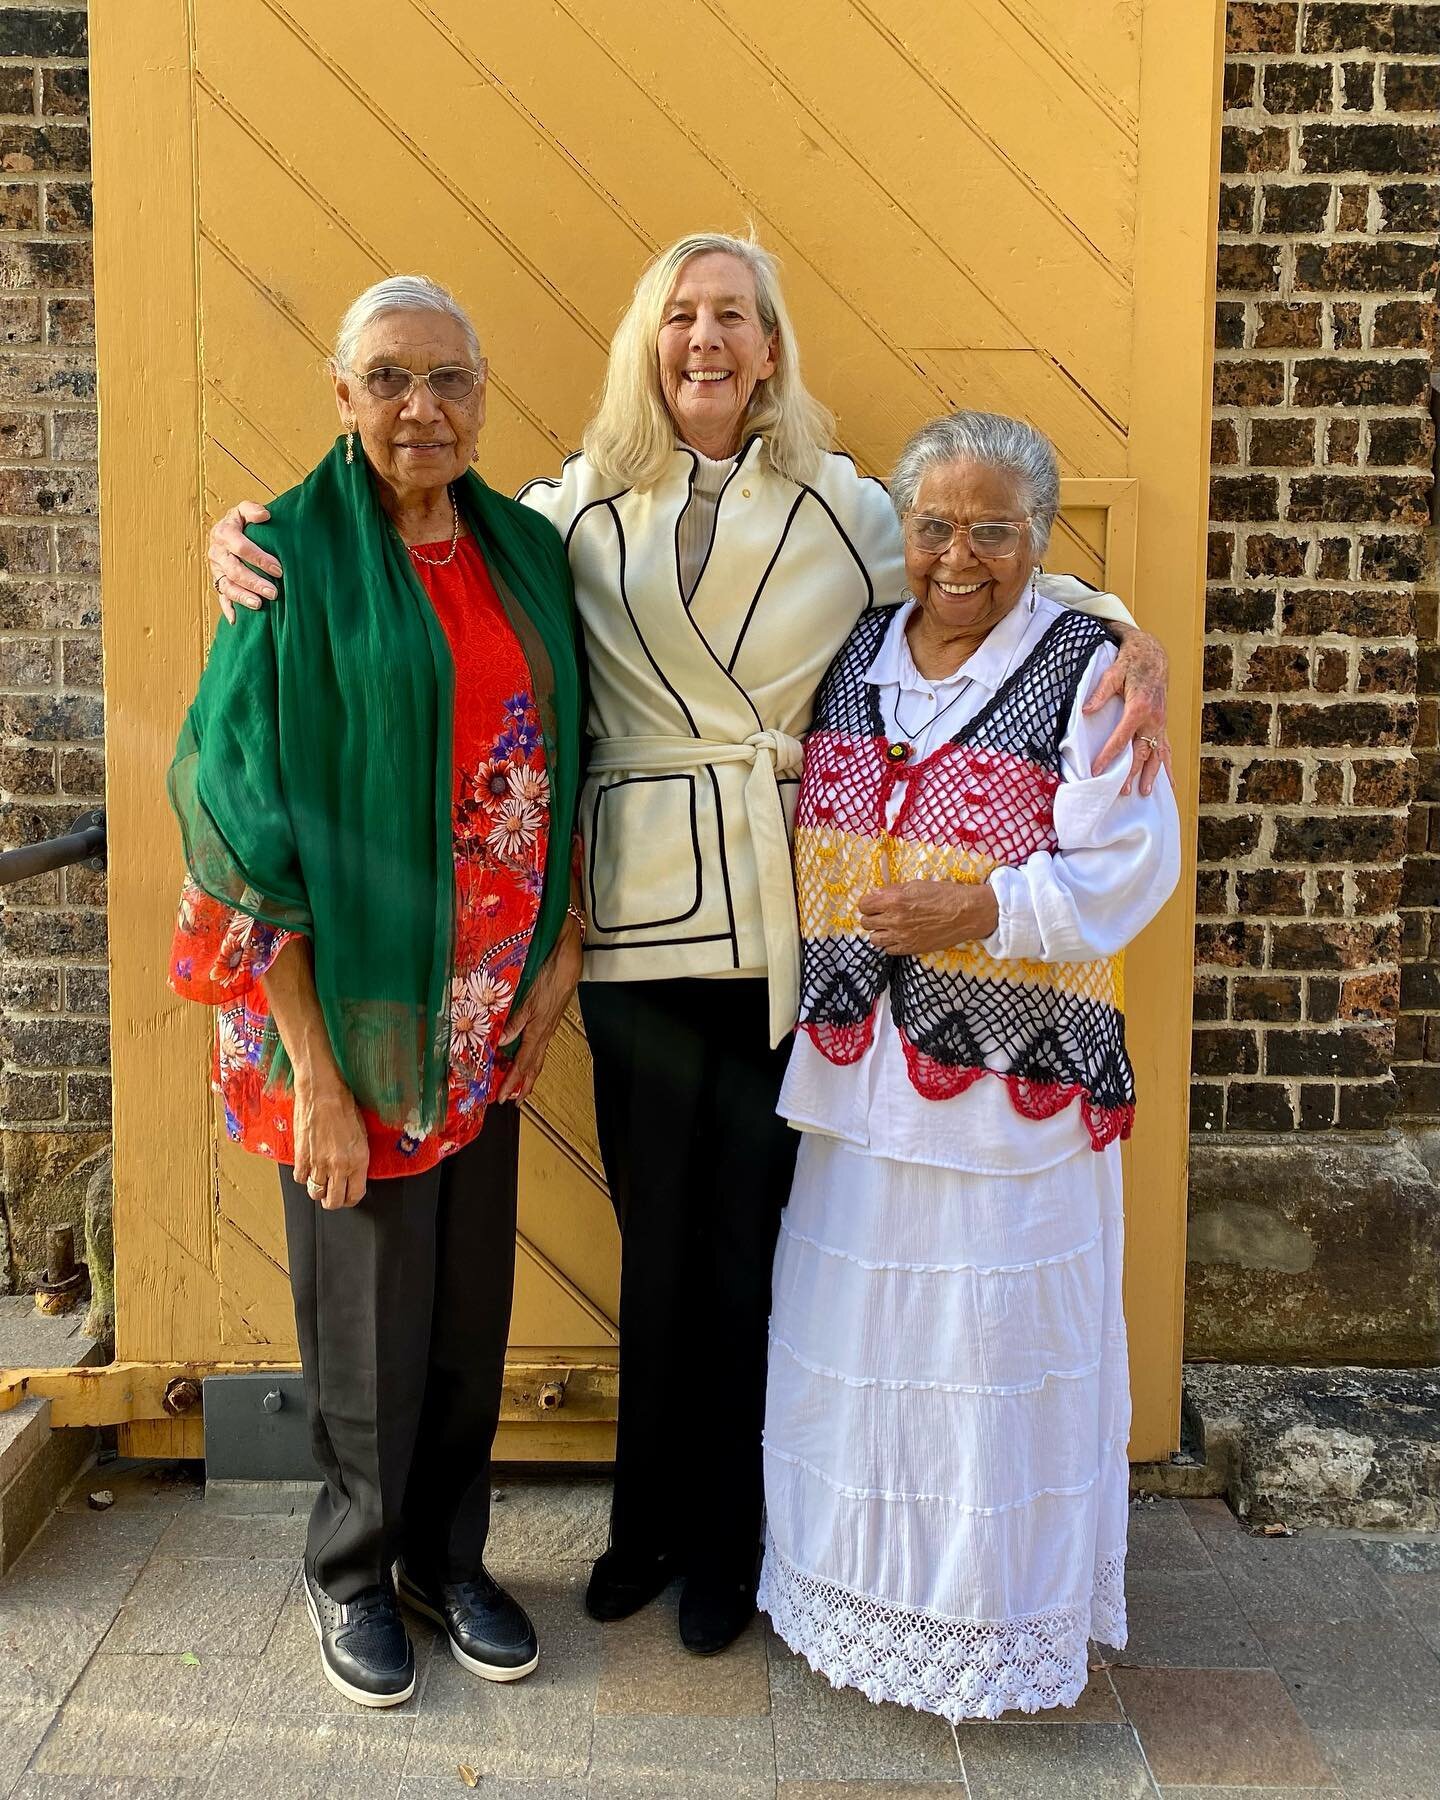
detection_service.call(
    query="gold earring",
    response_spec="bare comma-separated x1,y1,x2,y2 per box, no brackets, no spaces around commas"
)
345,431,355,465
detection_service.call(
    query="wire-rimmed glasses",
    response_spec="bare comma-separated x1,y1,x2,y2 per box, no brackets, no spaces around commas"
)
349,363,486,403
905,516,1029,559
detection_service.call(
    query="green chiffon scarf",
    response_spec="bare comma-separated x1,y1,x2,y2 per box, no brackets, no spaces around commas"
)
168,436,583,1134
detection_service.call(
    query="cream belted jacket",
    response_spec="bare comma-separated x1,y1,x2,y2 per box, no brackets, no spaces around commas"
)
519,436,1132,1045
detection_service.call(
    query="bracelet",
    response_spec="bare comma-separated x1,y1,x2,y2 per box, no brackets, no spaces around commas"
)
565,901,587,942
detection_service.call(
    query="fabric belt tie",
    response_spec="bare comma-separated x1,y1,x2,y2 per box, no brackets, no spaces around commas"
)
587,731,805,1047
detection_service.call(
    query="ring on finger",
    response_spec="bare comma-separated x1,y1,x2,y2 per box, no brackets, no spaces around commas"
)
1139,735,1160,752
306,1176,326,1198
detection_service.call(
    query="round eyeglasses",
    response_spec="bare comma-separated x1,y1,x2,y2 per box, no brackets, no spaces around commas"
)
351,364,485,403
905,516,1028,559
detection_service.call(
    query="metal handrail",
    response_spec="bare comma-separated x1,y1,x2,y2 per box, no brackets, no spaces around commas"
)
0,810,106,887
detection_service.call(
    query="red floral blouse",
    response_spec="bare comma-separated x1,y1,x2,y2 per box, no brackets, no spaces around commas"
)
168,533,550,1179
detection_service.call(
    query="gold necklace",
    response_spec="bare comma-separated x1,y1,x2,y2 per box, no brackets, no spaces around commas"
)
409,486,461,567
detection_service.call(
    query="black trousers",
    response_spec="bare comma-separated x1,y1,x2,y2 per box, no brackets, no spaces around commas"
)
579,977,798,1577
280,1102,520,1603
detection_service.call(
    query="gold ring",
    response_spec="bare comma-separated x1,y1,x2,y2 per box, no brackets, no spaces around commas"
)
1140,735,1160,751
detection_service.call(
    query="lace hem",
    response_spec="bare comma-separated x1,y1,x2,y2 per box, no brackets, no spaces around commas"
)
760,1537,1128,1723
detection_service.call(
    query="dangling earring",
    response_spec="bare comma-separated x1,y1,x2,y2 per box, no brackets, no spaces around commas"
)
1028,571,1038,613
345,430,355,465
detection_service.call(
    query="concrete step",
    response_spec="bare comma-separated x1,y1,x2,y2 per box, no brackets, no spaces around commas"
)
0,1294,101,1570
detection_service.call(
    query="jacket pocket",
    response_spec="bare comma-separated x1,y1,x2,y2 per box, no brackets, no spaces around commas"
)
586,772,702,932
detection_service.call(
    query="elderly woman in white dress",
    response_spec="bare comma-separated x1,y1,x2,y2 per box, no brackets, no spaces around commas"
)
762,410,1181,1719
207,236,1172,1658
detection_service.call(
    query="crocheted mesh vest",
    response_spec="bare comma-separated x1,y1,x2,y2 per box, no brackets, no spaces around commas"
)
794,604,1136,1150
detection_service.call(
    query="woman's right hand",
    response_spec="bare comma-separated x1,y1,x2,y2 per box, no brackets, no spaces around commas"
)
210,500,282,624
292,1073,370,1210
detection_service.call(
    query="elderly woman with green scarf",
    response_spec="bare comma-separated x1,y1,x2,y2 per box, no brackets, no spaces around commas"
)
167,275,584,1709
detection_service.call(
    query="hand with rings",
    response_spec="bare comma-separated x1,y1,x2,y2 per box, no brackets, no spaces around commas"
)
293,1077,370,1210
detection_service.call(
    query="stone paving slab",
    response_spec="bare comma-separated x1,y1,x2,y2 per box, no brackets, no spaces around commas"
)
1258,1615,1440,1731
101,1555,294,1658
1116,1567,1271,1668
1313,1725,1440,1798
595,1585,769,1717
1109,1666,1333,1787
954,1722,1158,1798
12,1779,204,1798
587,1713,777,1797
30,1653,256,1782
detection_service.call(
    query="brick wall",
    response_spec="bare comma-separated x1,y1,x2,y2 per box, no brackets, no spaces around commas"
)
1194,1,1439,1137
0,1,103,1287
1398,544,1440,1117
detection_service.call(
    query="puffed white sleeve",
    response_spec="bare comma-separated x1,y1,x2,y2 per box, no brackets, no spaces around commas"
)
516,457,584,537
982,641,1181,963
817,455,907,610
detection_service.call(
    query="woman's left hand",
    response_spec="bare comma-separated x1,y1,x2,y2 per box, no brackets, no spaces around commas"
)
496,920,585,1103
1085,626,1172,797
859,882,999,957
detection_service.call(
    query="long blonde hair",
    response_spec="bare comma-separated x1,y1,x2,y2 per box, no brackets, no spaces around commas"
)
582,231,834,489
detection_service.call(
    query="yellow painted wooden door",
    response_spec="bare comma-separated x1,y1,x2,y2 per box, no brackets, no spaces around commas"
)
94,0,1223,1460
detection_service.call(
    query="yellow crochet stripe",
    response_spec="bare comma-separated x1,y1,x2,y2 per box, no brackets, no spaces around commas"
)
795,824,1125,1008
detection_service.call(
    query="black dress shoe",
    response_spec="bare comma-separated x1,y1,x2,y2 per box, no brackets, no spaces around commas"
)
396,1561,539,1681
303,1567,416,1707
585,1546,681,1623
678,1568,758,1656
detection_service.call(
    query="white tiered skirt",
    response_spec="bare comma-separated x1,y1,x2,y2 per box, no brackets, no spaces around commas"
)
759,1133,1130,1722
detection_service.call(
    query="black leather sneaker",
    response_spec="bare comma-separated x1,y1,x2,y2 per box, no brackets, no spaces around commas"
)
302,1567,416,1707
396,1561,539,1681
584,1545,681,1623
678,1567,759,1656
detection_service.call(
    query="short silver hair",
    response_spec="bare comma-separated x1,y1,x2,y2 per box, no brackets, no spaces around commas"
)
332,274,481,370
888,411,1060,555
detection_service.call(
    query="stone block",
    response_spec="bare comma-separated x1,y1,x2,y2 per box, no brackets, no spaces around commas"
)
1185,1136,1440,1364
101,1554,294,1657
32,1652,255,1781
589,1714,778,1799
1111,1667,1332,1788
0,1129,109,1285
955,1722,1156,1798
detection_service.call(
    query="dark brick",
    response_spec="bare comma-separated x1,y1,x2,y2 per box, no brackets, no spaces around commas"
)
1253,299,1324,348
0,181,37,230
51,409,96,461
1341,61,1375,111
1207,587,1277,633
1359,535,1428,583
0,692,102,740
0,904,106,960
1378,182,1440,231
1264,62,1332,113
0,66,34,115
1212,474,1281,520
1238,757,1304,803
1199,811,1262,859
1249,417,1316,465
0,1071,60,1121
65,1072,110,1124
1331,300,1364,349
1265,1025,1392,1076
1336,184,1370,230
1401,854,1440,906
1,966,57,1011
1259,181,1329,233
1193,1027,1261,1076
1244,645,1310,691
1212,418,1241,465
45,297,92,347
1246,533,1307,577
1299,1083,1336,1129
1227,1082,1296,1130
1293,356,1429,406
39,65,86,119
1193,973,1228,1022
1215,298,1247,348
0,10,87,57
1369,415,1434,467
59,745,103,796
1385,62,1440,112
1274,812,1409,862
1272,919,1399,969
1196,867,1231,914
1216,242,1283,291
1326,417,1361,464
1372,299,1435,349
1203,698,1274,745
1204,643,1235,690
1315,646,1350,691
1340,969,1401,1021
1287,475,1431,525
1301,123,1440,177
0,296,40,345
1338,1080,1399,1129
1224,62,1257,109
1228,4,1299,52
0,465,94,516
43,179,89,232
1233,975,1303,1021
1190,1081,1225,1133
1304,6,1437,53
0,408,44,457
1401,961,1440,1009
0,122,86,175
1309,976,1342,1024
0,241,90,296
1199,756,1233,804
1,1017,108,1069
1356,865,1405,910
1278,697,1415,746
1315,763,1347,806
0,635,53,686
1208,530,1236,581
1316,538,1352,579
0,740,55,794
1236,868,1308,913
1195,920,1269,968
64,967,108,1014
1396,1014,1426,1061
1357,643,1418,693
0,523,51,574
1215,359,1285,407
1222,126,1293,176
60,638,101,691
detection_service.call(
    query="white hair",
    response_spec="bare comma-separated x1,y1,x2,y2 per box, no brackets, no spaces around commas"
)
889,411,1061,555
332,274,481,370
583,231,833,490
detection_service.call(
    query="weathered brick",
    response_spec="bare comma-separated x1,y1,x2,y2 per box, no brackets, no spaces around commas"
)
1315,646,1351,692
1378,182,1440,232
1208,586,1278,632
1265,1026,1392,1078
1362,860,1408,909
1336,184,1370,230
59,637,99,691
1259,181,1330,234
1274,812,1409,862
1212,474,1281,520
1359,535,1428,583
1316,537,1353,579
1244,645,1311,691
55,523,97,573
0,66,35,116
1,1017,107,1069
1196,920,1269,968
0,1071,60,1121
1340,968,1401,1021
1215,298,1247,348
1369,415,1434,467
1299,1083,1337,1128
1315,765,1347,808
0,905,105,960
0,296,40,346
1218,184,1257,235
0,691,101,740
1246,533,1307,577
1354,756,1415,808
1196,867,1231,914
0,524,51,573
0,348,92,404
1253,299,1324,348
1228,4,1299,53
1301,122,1440,176
1191,1081,1225,1132
1227,1082,1296,1130
45,296,92,346
1236,867,1308,913
0,740,54,793
1384,62,1440,112
1209,530,1237,581
0,466,94,516
1337,1079,1400,1128
64,1071,109,1123
0,180,37,230
0,636,54,687
43,179,89,232
1216,241,1283,290
1272,919,1399,969
1215,359,1285,406
1212,418,1241,466
1203,698,1274,745
1193,1027,1261,1076
58,743,102,794
1194,974,1229,1023
1341,61,1376,112
1264,62,1333,113
1287,474,1430,525
1205,642,1235,690
1330,300,1364,349
1357,643,1418,693
39,65,86,119
1233,975,1304,1022
1224,61,1257,110
1199,812,1263,860
0,409,44,459
1326,417,1361,464
1249,416,1317,464
1238,757,1305,803
1309,977,1342,1024
50,408,95,461
0,240,90,294
0,966,57,1012
1402,854,1440,906
1278,697,1415,746
1293,357,1431,409
0,122,87,175
1372,299,1435,350
1297,239,1440,292
0,10,87,58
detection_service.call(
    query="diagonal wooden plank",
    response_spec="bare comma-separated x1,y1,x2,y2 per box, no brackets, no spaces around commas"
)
977,0,1140,136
